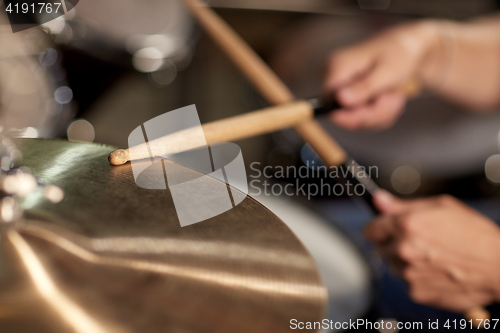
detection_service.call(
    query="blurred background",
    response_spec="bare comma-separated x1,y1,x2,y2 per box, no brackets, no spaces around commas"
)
2,0,500,331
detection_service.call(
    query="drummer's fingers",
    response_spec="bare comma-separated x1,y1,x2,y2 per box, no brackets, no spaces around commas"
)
323,45,375,92
328,91,406,130
388,259,408,277
373,190,412,215
335,60,402,107
375,238,426,266
373,190,440,215
328,107,370,131
361,91,406,130
364,215,397,242
407,287,492,313
403,265,469,291
374,242,408,274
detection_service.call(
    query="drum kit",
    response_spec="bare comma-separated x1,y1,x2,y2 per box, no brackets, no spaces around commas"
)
6,1,489,332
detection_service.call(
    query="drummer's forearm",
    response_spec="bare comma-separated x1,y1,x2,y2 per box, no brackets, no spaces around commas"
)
422,15,500,110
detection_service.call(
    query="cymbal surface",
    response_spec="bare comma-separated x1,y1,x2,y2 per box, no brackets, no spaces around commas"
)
0,139,326,333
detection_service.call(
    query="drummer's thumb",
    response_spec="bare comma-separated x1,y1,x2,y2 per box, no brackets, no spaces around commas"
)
373,190,408,215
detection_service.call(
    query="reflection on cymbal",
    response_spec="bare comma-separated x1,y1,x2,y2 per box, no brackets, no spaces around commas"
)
6,229,121,333
18,222,324,299
0,139,326,333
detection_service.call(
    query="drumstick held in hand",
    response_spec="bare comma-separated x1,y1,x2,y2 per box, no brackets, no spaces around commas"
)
109,87,417,166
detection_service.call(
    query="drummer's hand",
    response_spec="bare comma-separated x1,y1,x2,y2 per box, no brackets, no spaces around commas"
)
365,191,500,312
323,21,441,130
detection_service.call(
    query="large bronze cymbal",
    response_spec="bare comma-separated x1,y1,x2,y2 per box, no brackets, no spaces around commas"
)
0,138,326,333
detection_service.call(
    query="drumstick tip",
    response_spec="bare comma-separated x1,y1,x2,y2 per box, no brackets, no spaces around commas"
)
109,149,130,165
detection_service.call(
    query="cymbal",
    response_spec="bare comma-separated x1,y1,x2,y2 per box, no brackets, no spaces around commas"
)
0,138,326,333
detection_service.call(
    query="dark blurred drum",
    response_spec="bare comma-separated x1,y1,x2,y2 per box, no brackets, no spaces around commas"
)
45,0,194,73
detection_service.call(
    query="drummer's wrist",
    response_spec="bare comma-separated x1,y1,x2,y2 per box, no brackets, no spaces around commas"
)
418,19,458,89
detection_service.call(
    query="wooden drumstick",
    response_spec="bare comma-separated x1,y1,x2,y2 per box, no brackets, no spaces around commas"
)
110,100,313,165
109,92,415,166
176,0,491,325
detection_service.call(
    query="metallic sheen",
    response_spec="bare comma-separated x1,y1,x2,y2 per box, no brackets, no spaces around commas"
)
0,139,326,333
